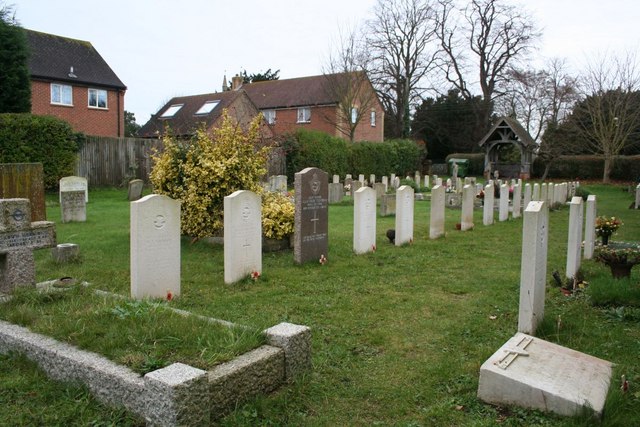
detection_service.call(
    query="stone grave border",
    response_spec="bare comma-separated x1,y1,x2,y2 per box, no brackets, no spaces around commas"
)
0,285,311,427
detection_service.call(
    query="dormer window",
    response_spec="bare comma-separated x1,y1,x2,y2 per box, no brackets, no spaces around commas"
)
160,104,183,118
195,100,220,115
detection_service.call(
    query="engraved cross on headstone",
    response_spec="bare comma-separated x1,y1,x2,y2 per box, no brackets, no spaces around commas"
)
310,210,319,234
0,198,56,293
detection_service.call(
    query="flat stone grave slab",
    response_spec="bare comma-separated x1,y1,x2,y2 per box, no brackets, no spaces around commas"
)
478,332,612,418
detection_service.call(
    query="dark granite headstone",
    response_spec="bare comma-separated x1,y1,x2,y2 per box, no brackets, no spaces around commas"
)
0,163,46,221
294,167,328,264
128,179,144,201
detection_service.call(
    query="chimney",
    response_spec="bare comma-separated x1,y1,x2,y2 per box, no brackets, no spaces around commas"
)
231,74,243,91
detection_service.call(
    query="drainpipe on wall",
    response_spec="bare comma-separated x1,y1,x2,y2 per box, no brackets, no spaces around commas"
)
117,90,122,137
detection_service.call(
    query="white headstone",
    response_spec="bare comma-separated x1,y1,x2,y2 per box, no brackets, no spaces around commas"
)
540,183,548,204
381,176,389,191
446,178,452,189
436,177,443,186
423,175,429,188
393,176,401,189
483,183,494,226
60,190,86,223
430,185,445,239
547,183,555,206
59,176,88,203
414,171,420,185
332,174,340,184
518,201,548,334
369,174,376,185
636,184,640,209
512,184,522,219
566,196,584,279
532,183,540,201
395,185,414,246
224,190,262,284
478,332,612,418
353,187,377,254
584,195,597,259
130,194,180,299
275,175,287,194
523,183,531,211
499,184,509,222
461,185,474,231
358,174,365,184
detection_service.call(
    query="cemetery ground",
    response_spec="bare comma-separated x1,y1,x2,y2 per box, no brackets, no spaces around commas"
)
1,185,639,426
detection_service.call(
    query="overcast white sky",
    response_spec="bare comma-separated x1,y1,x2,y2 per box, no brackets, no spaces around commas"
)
9,0,640,124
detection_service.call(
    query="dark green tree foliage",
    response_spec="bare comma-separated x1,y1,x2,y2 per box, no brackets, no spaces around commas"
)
0,6,31,113
124,110,141,137
0,114,80,190
412,90,487,161
241,68,280,84
283,129,349,182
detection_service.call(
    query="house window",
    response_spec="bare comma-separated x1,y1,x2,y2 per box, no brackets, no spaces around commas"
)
263,109,276,125
195,100,219,115
160,104,183,118
370,110,376,127
351,107,358,124
88,88,108,109
51,83,73,106
297,107,311,123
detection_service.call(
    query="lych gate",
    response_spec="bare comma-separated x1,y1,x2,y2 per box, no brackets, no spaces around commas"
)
479,117,536,179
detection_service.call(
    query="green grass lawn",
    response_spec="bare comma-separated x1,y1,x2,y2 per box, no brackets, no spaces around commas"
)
1,183,639,426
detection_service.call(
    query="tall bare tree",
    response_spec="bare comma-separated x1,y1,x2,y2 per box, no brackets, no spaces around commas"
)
572,52,640,183
323,27,379,142
435,0,540,132
366,0,438,138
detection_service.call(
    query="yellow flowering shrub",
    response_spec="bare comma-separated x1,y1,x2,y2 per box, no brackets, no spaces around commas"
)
150,110,271,239
261,191,295,239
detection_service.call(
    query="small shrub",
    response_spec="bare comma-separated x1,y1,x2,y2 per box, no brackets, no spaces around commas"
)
445,153,485,176
0,113,80,190
261,191,294,239
574,186,591,200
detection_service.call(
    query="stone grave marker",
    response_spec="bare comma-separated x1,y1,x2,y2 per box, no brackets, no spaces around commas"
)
358,174,365,184
275,175,288,194
565,196,584,279
294,167,329,264
268,175,277,192
395,185,414,246
547,183,555,207
499,184,509,221
414,171,420,186
0,198,56,293
445,192,461,209
353,186,377,254
635,184,640,209
328,183,343,204
393,176,401,189
460,185,474,231
423,175,429,188
61,190,86,223
390,173,396,185
456,177,463,192
483,183,494,226
332,174,340,184
518,201,548,334
512,184,522,219
523,183,532,211
0,163,46,221
59,175,88,203
351,180,363,198
369,174,376,185
344,177,353,194
130,194,180,299
446,178,452,189
381,176,389,191
584,195,597,259
373,182,386,199
430,185,445,239
380,194,396,217
478,332,612,418
128,179,144,201
532,183,540,201
540,183,548,204
224,190,262,284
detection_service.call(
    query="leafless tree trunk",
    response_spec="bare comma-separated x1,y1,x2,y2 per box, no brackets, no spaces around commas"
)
435,0,540,132
323,27,379,142
575,52,640,183
366,0,438,138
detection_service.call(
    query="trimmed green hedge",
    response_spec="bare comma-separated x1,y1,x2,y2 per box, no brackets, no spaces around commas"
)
0,114,81,190
445,153,485,176
532,155,640,181
283,129,423,181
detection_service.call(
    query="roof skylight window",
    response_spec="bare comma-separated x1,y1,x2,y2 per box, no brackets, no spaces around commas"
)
160,104,183,118
195,100,220,115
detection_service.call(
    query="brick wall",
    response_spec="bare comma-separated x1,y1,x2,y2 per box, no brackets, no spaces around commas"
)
30,80,125,137
267,105,338,137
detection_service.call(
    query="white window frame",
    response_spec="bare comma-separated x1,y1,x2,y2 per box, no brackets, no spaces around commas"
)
195,100,219,115
297,107,311,123
263,109,276,125
160,104,184,118
51,83,73,106
88,88,108,109
370,110,376,127
351,107,358,124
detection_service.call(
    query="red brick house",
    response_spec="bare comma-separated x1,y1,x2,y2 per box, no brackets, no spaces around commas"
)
138,90,273,140
241,72,385,142
26,30,127,137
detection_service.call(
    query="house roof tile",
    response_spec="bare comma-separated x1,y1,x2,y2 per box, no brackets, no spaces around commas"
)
26,29,126,90
243,74,341,109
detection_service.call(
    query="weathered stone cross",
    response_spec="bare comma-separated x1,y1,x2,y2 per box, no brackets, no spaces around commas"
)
0,198,56,293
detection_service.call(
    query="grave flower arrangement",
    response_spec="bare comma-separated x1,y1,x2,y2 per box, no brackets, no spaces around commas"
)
595,216,622,244
594,241,640,278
